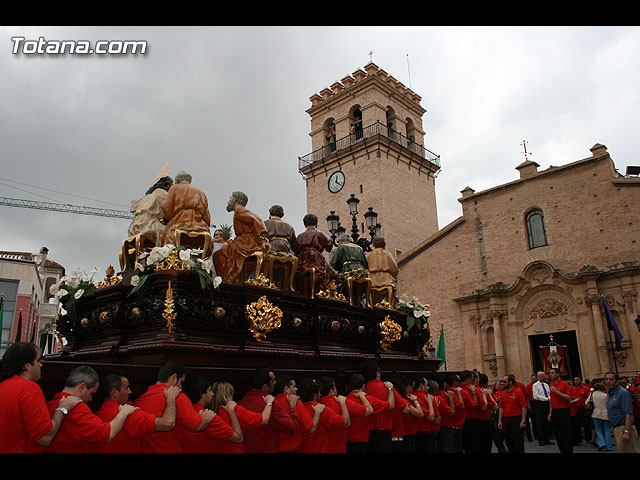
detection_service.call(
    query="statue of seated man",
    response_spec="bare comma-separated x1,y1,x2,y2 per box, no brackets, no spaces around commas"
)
330,233,369,276
365,236,399,288
127,175,174,247
161,170,211,247
296,214,338,292
213,191,271,284
264,204,298,256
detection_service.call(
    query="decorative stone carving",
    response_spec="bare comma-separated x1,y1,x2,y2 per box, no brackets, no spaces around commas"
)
524,291,571,332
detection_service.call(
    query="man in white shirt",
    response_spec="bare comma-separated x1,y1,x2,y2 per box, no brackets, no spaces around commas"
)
532,371,554,446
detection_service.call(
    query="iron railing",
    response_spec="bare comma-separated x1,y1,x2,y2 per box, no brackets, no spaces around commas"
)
298,121,440,172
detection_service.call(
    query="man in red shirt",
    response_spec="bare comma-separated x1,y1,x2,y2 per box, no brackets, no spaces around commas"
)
298,377,349,453
346,373,392,453
45,365,139,453
570,375,591,446
318,376,368,453
477,373,496,453
447,373,471,453
362,360,404,453
435,375,457,453
237,367,301,453
460,370,486,453
182,376,243,452
413,377,436,453
0,342,82,453
498,374,528,453
92,371,180,453
274,373,320,453
547,367,573,453
134,361,217,453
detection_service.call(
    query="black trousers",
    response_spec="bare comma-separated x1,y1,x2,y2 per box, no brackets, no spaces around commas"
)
346,441,368,454
416,431,436,454
368,430,392,453
502,415,525,453
534,400,552,444
551,407,573,453
479,418,493,453
463,418,482,453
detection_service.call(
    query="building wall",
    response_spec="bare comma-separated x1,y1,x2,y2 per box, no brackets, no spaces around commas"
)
398,144,640,381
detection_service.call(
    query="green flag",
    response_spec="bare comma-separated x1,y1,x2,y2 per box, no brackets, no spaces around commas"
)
435,324,446,370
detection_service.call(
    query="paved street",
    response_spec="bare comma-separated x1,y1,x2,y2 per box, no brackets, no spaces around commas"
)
491,434,640,454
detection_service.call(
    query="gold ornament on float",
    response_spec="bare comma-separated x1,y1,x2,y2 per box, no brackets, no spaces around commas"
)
245,274,277,289
155,250,192,271
162,281,177,334
245,295,283,342
379,315,402,350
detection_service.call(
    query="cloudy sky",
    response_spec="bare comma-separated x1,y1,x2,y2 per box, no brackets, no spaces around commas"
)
1,26,639,278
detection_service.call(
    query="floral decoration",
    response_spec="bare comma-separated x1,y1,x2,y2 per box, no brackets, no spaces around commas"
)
396,294,431,331
49,267,102,322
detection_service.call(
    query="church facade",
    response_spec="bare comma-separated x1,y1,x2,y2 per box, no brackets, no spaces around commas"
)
301,63,640,383
398,144,640,382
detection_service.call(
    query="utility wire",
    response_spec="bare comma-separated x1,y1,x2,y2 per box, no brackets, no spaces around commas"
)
0,176,129,208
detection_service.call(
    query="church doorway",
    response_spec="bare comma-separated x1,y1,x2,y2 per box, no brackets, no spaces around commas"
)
529,330,582,380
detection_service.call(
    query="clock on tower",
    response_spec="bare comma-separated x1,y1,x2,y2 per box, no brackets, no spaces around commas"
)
298,62,441,260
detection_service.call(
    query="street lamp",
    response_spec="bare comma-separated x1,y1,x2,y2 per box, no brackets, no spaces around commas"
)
326,194,382,252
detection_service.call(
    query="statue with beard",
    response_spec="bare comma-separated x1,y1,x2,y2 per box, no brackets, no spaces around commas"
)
213,191,271,284
161,171,212,246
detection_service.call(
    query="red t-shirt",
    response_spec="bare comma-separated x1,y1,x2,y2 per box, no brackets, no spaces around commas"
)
238,389,300,453
45,392,111,453
391,397,408,437
276,393,314,452
549,379,572,410
0,375,52,453
91,399,156,453
298,401,345,453
413,390,432,432
572,385,591,407
477,390,496,421
134,384,203,453
461,383,484,420
525,382,535,402
498,388,527,418
402,397,422,436
346,391,389,443
181,403,238,453
320,394,367,453
437,390,456,428
210,404,261,453
365,379,404,431
447,387,469,428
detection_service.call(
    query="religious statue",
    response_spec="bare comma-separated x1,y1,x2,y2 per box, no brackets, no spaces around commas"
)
127,165,173,247
365,236,399,288
330,233,369,275
213,191,271,284
264,205,298,256
296,213,338,291
161,171,212,246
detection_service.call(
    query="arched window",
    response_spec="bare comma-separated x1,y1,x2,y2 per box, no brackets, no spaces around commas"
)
323,118,336,153
525,209,548,249
350,107,363,140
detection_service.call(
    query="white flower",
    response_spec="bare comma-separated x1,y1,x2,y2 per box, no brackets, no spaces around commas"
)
198,258,213,274
414,309,424,318
74,289,84,299
72,268,83,278
68,278,80,289
49,283,59,295
134,262,145,272
179,249,192,262
131,275,140,287
56,289,69,299
90,267,101,277
139,252,149,259
212,276,222,288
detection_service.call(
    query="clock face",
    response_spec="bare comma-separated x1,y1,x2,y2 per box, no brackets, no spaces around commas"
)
328,171,345,193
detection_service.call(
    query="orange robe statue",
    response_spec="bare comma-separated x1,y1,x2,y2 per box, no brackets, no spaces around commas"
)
365,247,399,288
214,206,269,284
161,182,211,246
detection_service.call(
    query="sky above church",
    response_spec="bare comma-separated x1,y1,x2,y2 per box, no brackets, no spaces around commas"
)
1,25,639,277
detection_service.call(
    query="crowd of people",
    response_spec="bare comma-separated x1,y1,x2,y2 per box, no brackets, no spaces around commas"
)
1,340,638,454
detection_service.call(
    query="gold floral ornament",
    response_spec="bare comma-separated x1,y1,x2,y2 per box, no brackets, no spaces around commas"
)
162,281,177,334
375,299,393,309
97,265,123,288
245,296,283,342
245,274,277,289
317,282,346,301
155,249,193,271
379,315,402,350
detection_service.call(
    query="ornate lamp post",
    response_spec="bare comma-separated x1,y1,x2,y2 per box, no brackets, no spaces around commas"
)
326,194,381,251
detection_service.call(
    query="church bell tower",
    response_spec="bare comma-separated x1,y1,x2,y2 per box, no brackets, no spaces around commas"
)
298,62,441,260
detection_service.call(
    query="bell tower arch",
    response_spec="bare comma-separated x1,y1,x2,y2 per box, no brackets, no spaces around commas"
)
298,62,441,259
